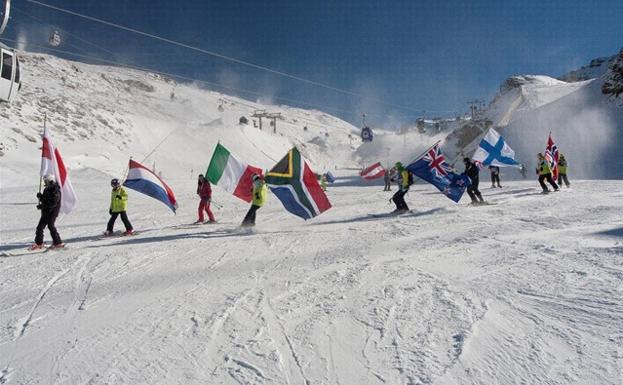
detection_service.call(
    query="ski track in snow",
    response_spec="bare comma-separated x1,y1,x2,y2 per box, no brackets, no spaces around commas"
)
0,180,622,384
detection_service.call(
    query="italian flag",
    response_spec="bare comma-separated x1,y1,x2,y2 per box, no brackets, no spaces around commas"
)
206,143,263,203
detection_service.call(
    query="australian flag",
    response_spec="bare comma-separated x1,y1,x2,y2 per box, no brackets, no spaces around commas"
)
406,143,471,203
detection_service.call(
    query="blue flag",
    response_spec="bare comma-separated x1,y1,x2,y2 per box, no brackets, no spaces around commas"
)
406,143,471,203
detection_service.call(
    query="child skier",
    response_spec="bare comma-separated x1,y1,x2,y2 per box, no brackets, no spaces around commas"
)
390,162,411,213
536,153,559,193
196,174,216,224
557,153,570,187
31,174,64,249
241,174,267,227
489,165,502,188
464,158,485,204
105,178,134,236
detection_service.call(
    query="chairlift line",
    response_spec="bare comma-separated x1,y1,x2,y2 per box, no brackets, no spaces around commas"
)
25,0,424,114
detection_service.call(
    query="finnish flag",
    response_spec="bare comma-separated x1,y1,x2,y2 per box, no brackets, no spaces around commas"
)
472,128,520,168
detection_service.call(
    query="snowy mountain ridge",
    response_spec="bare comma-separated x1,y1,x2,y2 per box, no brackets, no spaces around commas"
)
443,49,623,178
0,52,360,188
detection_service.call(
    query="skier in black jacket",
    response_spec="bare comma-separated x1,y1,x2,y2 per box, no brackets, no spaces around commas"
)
463,158,485,204
32,175,64,249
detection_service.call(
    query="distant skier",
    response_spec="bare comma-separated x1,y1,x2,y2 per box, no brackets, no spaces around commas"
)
195,174,216,224
557,153,571,187
489,165,502,188
320,174,328,191
105,178,134,236
383,167,392,191
390,162,411,213
241,174,267,227
519,164,528,179
536,153,559,193
463,158,485,204
31,175,64,249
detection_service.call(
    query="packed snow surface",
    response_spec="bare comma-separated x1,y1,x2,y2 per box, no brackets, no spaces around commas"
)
1,175,622,385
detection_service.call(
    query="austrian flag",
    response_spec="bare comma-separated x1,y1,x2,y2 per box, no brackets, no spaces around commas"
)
40,124,77,214
360,162,386,180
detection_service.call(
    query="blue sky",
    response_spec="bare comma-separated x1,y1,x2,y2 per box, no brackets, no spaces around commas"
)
4,0,623,126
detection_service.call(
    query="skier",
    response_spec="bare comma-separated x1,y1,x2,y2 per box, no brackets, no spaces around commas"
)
241,174,267,227
105,178,134,236
536,153,559,193
383,167,392,191
463,158,485,204
557,153,571,187
489,165,502,188
31,174,64,249
519,164,528,179
196,174,216,224
320,174,328,191
390,162,411,213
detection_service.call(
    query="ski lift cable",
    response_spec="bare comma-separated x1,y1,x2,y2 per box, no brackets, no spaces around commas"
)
0,37,408,122
25,0,424,114
12,5,116,56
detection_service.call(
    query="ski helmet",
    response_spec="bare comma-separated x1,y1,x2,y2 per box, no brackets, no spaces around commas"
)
111,178,120,187
43,174,55,183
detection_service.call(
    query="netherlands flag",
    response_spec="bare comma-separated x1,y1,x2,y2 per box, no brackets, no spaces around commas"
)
360,162,386,180
123,159,178,213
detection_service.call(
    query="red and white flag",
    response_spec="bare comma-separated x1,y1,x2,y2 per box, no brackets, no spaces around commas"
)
544,133,559,181
40,123,77,215
360,162,386,180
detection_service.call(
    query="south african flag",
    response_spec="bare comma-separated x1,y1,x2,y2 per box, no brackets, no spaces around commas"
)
265,147,332,220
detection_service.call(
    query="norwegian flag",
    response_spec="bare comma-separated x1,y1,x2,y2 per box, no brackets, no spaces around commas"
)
544,133,559,180
360,162,386,180
40,123,77,215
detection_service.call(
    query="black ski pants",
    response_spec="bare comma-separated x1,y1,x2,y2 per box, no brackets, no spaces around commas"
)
491,173,501,187
242,205,260,225
107,211,133,232
392,189,409,211
557,173,570,187
538,174,559,191
466,180,484,202
35,209,62,245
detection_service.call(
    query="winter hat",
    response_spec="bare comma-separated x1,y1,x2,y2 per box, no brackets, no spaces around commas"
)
395,162,403,169
111,178,120,187
43,174,55,183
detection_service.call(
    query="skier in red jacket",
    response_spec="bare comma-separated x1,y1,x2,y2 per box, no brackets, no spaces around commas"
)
196,174,216,224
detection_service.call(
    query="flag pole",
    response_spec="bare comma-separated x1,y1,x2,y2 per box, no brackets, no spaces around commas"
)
38,113,48,195
406,140,441,165
122,156,131,184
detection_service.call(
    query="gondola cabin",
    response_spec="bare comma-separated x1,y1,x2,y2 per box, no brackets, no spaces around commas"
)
0,43,20,103
49,30,61,47
361,126,373,142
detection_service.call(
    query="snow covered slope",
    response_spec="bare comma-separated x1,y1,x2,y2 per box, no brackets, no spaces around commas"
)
0,52,360,188
1,177,621,385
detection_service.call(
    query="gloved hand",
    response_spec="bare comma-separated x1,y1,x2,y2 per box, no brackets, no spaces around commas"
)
109,209,112,215
116,195,122,200
255,193,260,200
36,192,42,199
36,204,42,210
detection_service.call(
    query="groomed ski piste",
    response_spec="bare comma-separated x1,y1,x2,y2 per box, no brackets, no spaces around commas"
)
1,177,622,384
1,51,623,384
